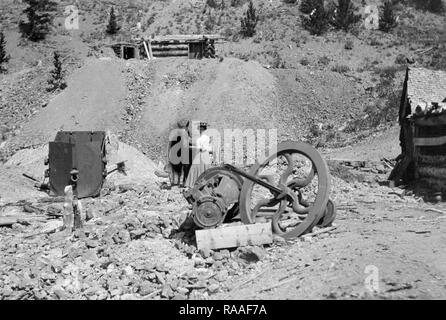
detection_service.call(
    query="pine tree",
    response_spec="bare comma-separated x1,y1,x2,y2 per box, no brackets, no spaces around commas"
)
20,0,57,41
240,0,258,37
379,1,397,32
412,0,444,13
332,0,360,32
0,32,10,73
47,52,67,92
302,1,330,36
106,7,120,35
427,0,444,13
206,0,218,8
299,0,321,14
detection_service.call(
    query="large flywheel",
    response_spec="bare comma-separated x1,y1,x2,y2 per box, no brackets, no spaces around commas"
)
239,141,331,238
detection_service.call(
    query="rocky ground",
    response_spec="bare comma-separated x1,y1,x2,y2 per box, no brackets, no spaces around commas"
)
1,0,445,301
1,137,445,300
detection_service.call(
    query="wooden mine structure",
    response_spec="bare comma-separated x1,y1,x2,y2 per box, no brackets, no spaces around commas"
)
391,67,446,189
110,34,223,60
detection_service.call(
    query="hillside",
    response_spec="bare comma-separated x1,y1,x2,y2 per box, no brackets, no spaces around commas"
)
1,0,445,162
1,0,446,302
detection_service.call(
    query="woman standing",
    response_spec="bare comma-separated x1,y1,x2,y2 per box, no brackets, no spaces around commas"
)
185,122,212,188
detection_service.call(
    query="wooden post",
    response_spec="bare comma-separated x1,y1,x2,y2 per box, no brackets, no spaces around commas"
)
73,197,83,229
63,185,74,232
143,41,151,60
413,124,419,180
148,40,153,60
63,185,84,232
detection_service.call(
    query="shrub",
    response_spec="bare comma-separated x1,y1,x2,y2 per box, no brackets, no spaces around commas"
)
204,12,216,32
206,0,219,8
410,0,444,13
47,52,67,92
106,7,120,35
379,1,398,32
430,45,446,71
395,53,407,65
344,39,354,50
331,64,350,73
0,32,10,73
240,1,258,37
231,0,247,7
301,1,331,36
300,57,310,66
20,0,57,41
318,55,331,65
300,0,322,14
332,0,361,32
272,51,286,68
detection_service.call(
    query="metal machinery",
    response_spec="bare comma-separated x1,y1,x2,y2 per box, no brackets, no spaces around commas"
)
37,131,125,199
44,131,107,198
184,141,336,238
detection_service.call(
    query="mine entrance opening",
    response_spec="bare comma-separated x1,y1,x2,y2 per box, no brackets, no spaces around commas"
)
123,46,136,60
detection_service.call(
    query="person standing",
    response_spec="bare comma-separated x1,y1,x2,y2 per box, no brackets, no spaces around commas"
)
185,122,212,188
168,120,190,187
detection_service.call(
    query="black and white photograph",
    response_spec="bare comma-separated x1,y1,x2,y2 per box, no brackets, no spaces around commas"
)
0,0,445,305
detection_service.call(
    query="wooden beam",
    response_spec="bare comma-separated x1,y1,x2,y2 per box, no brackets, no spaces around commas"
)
414,114,446,126
195,223,273,251
413,135,446,146
143,41,151,60
151,46,189,51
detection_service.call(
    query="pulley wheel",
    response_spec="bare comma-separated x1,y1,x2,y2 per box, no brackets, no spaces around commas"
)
239,141,330,238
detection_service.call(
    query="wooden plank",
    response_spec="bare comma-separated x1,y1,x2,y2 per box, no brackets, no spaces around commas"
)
152,51,189,57
0,217,17,227
151,46,188,51
151,34,222,42
414,114,446,126
413,135,446,146
195,223,273,251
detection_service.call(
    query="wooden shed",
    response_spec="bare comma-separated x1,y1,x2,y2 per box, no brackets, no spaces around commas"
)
111,35,223,60
148,34,222,59
391,67,446,188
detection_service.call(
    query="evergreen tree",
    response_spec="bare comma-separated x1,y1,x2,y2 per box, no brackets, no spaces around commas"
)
206,0,218,8
302,1,331,36
332,0,360,32
412,0,444,13
379,1,397,32
299,0,320,13
47,52,67,92
106,7,120,35
20,0,57,41
240,0,258,37
0,32,10,73
426,0,444,13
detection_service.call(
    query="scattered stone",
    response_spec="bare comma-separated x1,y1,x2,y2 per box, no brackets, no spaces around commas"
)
208,283,220,294
199,248,212,259
238,246,266,263
213,251,224,261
